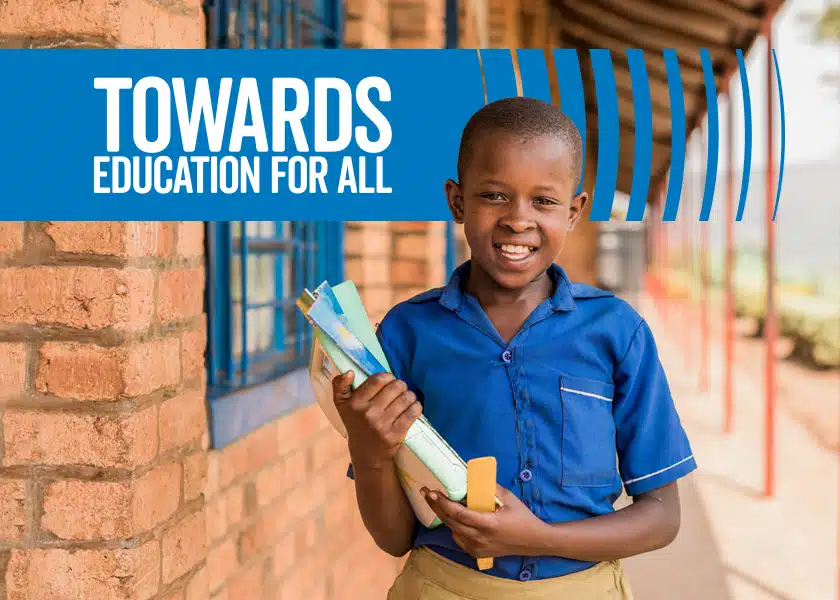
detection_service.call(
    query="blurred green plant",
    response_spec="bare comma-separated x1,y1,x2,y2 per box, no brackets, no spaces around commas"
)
816,3,840,41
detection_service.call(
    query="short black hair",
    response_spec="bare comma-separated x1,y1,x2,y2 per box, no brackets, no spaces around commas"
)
456,97,583,189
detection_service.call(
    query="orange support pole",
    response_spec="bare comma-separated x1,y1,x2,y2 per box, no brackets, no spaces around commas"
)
723,85,735,433
700,128,710,393
763,24,778,500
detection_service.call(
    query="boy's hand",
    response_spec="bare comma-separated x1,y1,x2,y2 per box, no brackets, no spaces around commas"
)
333,371,422,470
421,485,550,559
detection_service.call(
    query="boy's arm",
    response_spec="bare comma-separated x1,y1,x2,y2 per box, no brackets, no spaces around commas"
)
534,483,681,560
350,461,419,557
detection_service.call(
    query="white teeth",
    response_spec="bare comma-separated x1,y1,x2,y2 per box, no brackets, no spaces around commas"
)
499,244,531,253
497,244,534,260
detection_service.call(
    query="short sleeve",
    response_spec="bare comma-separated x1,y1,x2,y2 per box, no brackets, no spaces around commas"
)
346,314,411,482
613,319,696,496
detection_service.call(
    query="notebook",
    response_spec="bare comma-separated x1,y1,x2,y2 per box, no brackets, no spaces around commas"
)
299,280,502,529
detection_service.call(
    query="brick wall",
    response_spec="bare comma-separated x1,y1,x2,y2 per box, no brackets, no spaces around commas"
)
0,4,601,600
0,222,208,600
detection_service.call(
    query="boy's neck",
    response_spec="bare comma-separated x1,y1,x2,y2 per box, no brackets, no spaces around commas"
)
465,263,554,309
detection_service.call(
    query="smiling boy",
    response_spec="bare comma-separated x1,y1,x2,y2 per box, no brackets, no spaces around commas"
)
332,97,696,599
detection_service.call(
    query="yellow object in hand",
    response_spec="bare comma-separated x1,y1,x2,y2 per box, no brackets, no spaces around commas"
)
466,457,497,571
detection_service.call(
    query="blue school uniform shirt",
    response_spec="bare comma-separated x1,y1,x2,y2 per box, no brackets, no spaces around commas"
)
348,261,696,582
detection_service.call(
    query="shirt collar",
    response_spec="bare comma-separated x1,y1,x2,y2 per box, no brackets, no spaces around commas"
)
439,261,576,313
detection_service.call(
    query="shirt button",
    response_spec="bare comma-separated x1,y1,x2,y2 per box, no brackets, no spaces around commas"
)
519,469,533,482
518,569,532,581
501,350,512,363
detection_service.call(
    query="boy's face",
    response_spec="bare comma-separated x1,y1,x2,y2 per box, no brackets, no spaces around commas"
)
445,131,587,291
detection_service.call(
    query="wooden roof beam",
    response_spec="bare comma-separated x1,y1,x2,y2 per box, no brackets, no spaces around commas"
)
659,0,764,30
585,0,734,45
585,101,673,139
561,22,711,90
563,1,731,69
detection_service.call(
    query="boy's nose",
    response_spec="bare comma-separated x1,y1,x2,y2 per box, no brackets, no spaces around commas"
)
499,198,536,232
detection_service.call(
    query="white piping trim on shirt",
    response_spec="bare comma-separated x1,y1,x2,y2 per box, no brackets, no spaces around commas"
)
561,387,612,403
622,455,695,485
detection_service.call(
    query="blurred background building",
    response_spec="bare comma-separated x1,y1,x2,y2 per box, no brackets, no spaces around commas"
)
0,1,838,599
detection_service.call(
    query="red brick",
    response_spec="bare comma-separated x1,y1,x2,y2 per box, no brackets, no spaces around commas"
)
186,567,208,600
125,222,175,258
360,287,394,318
124,338,181,397
134,463,181,532
204,497,226,544
0,222,24,255
184,451,208,502
393,286,428,305
344,16,389,49
177,222,205,259
225,485,245,526
344,226,390,257
391,260,427,286
0,343,26,402
41,480,132,540
158,268,205,324
162,510,206,584
36,338,178,400
45,222,124,255
255,462,285,508
181,323,206,380
227,562,264,600
311,430,346,472
218,424,278,488
272,531,296,578
295,515,320,556
120,0,205,49
2,410,154,468
391,222,430,233
136,540,162,600
204,485,244,543
0,0,119,41
5,541,159,600
160,390,207,454
0,479,27,542
345,257,390,287
207,538,238,592
283,449,308,492
393,234,430,260
36,342,122,400
0,267,154,331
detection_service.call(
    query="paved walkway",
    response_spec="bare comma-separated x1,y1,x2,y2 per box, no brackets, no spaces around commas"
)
619,294,839,600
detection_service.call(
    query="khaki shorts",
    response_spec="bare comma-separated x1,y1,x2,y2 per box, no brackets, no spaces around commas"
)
387,547,634,600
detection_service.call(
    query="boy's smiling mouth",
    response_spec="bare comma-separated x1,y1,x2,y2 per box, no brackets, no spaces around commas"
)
493,243,538,262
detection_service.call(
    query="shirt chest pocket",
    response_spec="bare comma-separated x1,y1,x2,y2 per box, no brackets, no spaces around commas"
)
559,376,618,487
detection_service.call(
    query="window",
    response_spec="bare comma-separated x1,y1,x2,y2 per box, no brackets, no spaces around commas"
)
204,0,344,448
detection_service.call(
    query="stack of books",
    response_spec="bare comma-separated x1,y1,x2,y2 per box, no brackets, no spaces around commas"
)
297,280,500,529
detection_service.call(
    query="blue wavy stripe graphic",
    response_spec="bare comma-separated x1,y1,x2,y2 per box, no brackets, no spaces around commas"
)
553,49,587,194
480,49,519,102
589,49,619,222
516,49,553,103
736,49,752,222
699,49,719,222
662,49,686,222
772,49,785,221
626,49,652,222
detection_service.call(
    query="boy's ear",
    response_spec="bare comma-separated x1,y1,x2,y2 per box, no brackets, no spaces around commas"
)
444,179,465,224
567,191,588,231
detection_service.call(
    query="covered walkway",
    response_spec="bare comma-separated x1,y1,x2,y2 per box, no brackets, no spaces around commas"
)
618,293,838,600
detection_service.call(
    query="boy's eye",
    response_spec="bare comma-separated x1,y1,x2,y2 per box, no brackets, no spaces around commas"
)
535,197,560,206
481,192,506,202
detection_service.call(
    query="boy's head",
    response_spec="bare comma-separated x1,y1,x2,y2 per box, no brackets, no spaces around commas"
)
445,97,587,292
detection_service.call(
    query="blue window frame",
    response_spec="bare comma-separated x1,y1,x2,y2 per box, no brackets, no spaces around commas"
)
204,0,344,449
